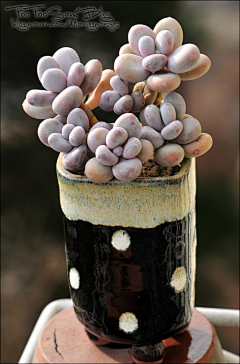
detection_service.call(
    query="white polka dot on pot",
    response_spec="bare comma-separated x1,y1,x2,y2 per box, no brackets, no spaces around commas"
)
111,230,131,251
119,312,138,334
69,267,80,290
170,266,187,293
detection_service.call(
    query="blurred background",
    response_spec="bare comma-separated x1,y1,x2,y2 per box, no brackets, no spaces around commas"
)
1,1,239,362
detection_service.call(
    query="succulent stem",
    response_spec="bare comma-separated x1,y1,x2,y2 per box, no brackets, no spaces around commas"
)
154,92,164,107
80,102,99,130
133,80,147,93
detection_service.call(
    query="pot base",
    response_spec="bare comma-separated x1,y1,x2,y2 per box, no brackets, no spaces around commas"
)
33,307,226,363
131,341,164,363
85,329,111,346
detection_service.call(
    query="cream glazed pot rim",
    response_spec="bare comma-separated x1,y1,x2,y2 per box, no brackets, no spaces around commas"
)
57,153,192,185
56,154,196,228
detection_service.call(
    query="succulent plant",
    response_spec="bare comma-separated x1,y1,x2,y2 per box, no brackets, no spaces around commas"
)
99,17,211,116
115,17,211,93
85,113,154,183
140,91,212,167
23,46,107,172
99,76,145,115
22,17,213,183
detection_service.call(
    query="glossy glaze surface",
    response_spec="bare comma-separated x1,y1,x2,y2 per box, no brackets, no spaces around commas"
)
57,155,196,228
64,213,195,345
34,307,226,364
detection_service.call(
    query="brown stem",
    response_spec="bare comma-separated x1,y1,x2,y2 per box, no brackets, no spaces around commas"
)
133,80,160,106
80,102,99,130
133,80,147,93
154,92,164,107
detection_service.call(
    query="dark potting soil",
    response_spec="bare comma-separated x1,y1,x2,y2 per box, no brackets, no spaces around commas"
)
139,158,181,177
75,158,181,178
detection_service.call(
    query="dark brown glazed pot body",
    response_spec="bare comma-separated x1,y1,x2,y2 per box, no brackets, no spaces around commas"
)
64,215,195,345
57,155,197,346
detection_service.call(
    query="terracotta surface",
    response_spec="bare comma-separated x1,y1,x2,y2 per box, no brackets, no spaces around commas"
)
33,307,226,363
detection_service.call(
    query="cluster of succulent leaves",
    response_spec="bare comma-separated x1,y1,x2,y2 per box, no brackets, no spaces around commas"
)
23,17,213,183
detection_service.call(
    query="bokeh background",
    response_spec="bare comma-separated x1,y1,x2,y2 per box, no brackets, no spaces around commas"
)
1,1,239,362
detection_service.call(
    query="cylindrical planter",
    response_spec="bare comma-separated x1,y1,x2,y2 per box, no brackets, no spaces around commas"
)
56,155,197,362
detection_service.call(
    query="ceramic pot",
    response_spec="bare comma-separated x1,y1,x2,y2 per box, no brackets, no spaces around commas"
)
56,155,197,363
